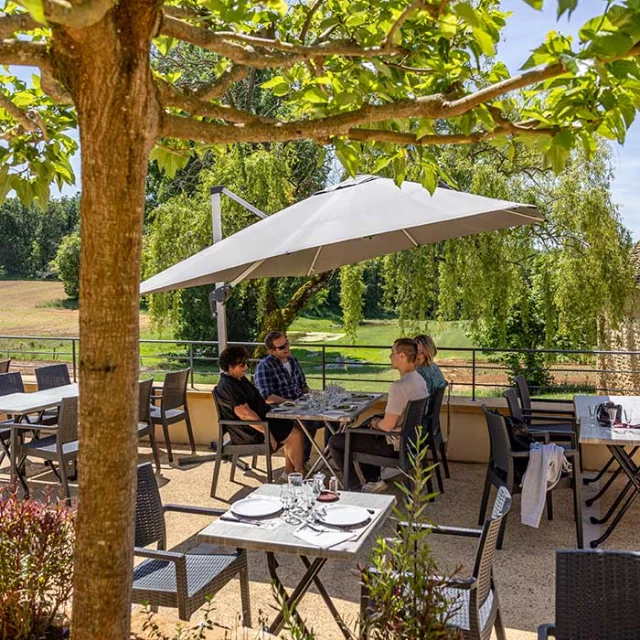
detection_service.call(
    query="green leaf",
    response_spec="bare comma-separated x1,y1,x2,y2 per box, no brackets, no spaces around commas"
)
591,32,634,56
373,153,396,173
472,27,495,57
552,130,574,150
545,144,570,174
18,0,45,24
557,0,577,18
0,164,10,204
303,86,328,104
261,76,289,96
419,162,438,194
453,3,480,27
522,0,543,9
334,141,360,177
150,145,190,178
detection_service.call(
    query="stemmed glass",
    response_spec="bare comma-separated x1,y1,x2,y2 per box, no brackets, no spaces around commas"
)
280,484,298,524
587,405,597,426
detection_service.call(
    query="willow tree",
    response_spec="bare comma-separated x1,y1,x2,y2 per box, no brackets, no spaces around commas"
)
2,0,640,636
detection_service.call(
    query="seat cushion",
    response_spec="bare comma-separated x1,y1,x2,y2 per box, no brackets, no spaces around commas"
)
132,552,241,599
150,407,185,422
23,435,78,457
443,586,495,633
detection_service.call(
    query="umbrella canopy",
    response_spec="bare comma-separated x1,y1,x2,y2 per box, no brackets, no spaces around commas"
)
140,175,543,295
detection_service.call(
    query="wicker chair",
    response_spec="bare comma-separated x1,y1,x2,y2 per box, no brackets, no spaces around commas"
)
35,363,71,390
343,397,428,492
0,370,25,395
150,369,196,463
17,396,79,502
538,550,640,639
137,378,161,472
0,358,10,373
478,406,583,549
424,383,450,493
210,386,273,498
132,462,251,622
360,487,511,640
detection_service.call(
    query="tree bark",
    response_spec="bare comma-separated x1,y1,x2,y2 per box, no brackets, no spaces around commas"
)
51,3,162,638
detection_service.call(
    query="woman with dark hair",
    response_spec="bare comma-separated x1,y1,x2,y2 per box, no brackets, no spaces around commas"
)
414,334,446,394
214,345,305,474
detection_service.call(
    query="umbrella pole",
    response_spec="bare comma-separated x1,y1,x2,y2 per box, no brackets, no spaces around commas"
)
210,188,229,353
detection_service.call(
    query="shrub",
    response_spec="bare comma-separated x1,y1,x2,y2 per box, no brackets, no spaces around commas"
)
50,231,81,299
0,489,74,640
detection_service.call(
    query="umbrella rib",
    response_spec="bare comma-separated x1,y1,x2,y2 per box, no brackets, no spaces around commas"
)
230,259,266,285
307,246,322,276
401,229,419,247
503,208,544,222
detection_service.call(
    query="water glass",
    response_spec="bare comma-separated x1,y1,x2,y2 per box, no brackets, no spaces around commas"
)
587,405,596,425
313,472,326,494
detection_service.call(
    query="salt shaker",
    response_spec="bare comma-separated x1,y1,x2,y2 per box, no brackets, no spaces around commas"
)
329,476,339,493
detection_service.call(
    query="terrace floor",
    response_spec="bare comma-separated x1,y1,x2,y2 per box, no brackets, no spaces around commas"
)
2,445,638,639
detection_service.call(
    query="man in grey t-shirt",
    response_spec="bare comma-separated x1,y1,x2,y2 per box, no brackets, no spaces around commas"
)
328,338,428,492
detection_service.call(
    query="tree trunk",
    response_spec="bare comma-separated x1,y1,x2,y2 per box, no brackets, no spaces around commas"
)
51,4,162,638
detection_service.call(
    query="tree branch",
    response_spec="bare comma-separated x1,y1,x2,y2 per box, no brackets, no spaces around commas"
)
0,40,50,68
0,90,37,132
192,64,248,100
299,0,323,44
42,0,114,28
0,11,38,38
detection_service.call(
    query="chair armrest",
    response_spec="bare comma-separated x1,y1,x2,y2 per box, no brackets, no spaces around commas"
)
218,419,268,426
537,623,556,639
511,450,531,458
524,407,574,417
346,427,396,438
134,546,184,563
397,521,482,538
528,415,575,424
531,397,573,405
164,504,226,517
1,422,58,432
444,576,477,590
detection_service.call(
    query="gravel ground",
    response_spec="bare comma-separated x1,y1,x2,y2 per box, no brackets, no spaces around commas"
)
3,444,638,640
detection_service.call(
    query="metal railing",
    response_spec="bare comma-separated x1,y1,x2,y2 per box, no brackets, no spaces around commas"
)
2,334,640,398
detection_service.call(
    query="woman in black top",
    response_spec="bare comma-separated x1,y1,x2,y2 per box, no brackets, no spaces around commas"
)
214,346,305,474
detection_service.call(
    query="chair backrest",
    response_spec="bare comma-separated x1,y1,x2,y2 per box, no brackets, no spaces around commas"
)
482,406,513,478
0,359,10,374
503,388,525,423
161,369,189,411
423,382,448,431
57,396,79,444
472,487,512,607
135,462,166,548
138,379,153,424
0,371,24,396
513,375,532,411
400,397,429,457
35,364,71,390
554,550,640,639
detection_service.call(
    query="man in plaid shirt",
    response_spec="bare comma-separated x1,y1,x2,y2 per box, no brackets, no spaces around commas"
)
254,330,321,462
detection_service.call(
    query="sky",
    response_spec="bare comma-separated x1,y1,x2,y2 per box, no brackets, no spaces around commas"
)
14,0,640,238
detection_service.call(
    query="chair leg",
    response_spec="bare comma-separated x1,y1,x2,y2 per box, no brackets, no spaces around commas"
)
494,600,507,640
239,562,252,628
546,491,553,521
265,443,273,484
251,455,258,469
148,429,161,473
439,442,450,479
478,467,492,526
184,408,196,455
431,445,444,494
497,510,509,550
572,452,584,549
162,421,173,463
58,457,72,505
230,455,238,483
210,449,223,499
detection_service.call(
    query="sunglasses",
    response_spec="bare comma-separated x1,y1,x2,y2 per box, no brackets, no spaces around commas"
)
236,360,248,367
274,341,290,351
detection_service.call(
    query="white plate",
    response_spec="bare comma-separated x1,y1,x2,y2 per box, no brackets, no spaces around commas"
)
231,497,283,519
316,505,371,528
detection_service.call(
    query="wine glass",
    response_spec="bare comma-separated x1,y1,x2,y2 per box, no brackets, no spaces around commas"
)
587,405,597,425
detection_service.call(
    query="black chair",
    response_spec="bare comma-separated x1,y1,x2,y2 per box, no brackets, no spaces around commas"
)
344,397,428,492
150,369,196,463
17,396,79,502
478,406,583,549
137,378,161,472
35,363,71,390
210,386,273,498
538,550,640,639
0,358,10,373
360,487,511,640
132,462,251,622
0,371,39,467
503,388,576,447
0,370,25,395
424,383,450,493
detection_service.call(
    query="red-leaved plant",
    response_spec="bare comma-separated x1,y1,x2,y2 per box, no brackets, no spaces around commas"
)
0,487,74,640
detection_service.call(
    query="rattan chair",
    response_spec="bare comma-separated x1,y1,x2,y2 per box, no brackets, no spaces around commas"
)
514,375,575,420
344,397,428,491
360,487,511,640
17,396,79,502
538,550,640,639
0,370,25,395
132,462,251,622
210,386,273,498
0,358,10,373
0,371,39,466
424,383,450,493
150,369,196,463
35,363,71,390
478,406,583,549
137,378,161,472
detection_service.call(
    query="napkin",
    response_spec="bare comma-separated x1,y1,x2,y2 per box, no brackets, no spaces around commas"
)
293,524,356,549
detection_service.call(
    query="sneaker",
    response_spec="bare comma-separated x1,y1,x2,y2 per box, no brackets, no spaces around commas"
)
362,480,388,494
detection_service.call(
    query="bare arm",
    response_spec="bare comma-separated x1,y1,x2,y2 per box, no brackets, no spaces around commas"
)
371,413,401,433
234,403,277,449
266,394,287,404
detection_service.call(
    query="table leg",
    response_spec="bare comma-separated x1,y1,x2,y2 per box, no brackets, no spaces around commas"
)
305,420,343,479
297,419,341,481
266,552,325,636
300,555,354,640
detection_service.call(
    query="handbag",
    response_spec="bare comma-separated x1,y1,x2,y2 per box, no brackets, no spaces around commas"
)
596,402,622,427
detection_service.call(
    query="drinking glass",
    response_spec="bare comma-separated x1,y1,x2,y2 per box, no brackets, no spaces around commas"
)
280,485,298,524
587,405,596,425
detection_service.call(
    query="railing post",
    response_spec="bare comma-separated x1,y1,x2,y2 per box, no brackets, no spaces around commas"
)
72,339,77,382
189,343,195,388
472,349,476,401
322,346,326,390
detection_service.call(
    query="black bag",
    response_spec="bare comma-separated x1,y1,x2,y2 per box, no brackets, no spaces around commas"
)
504,415,535,451
596,402,622,427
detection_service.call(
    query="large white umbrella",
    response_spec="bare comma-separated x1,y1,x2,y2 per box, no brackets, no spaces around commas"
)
140,174,543,295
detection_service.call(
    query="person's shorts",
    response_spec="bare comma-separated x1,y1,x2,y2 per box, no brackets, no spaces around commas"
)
227,418,294,446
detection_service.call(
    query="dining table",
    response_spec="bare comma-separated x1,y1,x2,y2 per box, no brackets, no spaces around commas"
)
575,394,640,547
198,483,395,638
0,383,78,479
266,392,384,484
